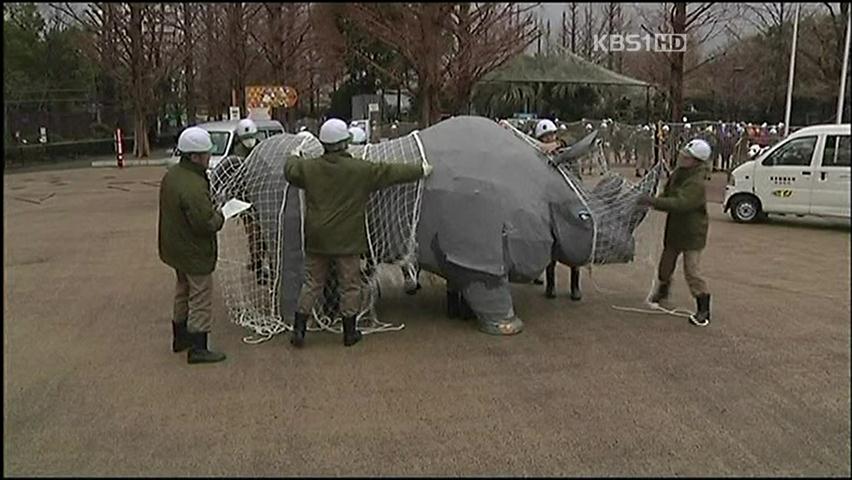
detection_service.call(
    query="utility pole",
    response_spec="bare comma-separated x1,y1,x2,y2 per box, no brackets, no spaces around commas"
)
837,12,851,124
783,3,801,136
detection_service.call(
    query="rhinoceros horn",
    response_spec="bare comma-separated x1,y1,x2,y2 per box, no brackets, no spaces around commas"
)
552,130,599,165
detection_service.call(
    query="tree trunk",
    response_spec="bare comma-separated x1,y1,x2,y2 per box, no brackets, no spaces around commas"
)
133,109,150,158
420,85,432,128
670,3,687,122
183,3,196,127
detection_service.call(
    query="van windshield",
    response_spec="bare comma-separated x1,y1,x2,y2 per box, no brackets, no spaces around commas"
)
174,131,230,157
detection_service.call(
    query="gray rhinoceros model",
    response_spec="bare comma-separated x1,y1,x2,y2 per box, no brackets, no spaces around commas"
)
411,116,659,334
212,116,659,337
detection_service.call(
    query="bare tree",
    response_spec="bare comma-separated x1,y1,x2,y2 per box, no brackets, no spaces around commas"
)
200,4,227,121
638,2,736,121
222,3,261,115
800,3,851,99
581,3,596,59
177,3,200,126
604,3,621,70
344,3,539,127
53,2,191,157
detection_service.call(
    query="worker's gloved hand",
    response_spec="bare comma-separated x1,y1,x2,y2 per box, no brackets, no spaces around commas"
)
422,163,433,177
541,142,561,154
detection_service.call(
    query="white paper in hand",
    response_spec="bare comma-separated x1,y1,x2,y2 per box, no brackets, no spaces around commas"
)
221,198,252,220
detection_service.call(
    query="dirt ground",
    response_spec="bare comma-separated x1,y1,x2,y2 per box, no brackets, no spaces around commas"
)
4,165,850,476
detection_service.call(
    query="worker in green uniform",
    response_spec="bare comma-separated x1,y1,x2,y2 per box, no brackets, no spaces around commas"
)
284,118,431,347
638,138,713,327
159,127,227,364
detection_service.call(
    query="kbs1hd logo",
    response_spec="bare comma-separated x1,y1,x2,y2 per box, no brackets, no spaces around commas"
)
593,34,687,53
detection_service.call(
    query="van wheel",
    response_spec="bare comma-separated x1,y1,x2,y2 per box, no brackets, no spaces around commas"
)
730,196,761,223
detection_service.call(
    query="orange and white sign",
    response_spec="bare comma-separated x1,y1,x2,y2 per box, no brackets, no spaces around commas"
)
246,85,298,109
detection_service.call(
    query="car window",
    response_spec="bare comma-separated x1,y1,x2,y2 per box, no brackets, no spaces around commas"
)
262,129,284,139
209,132,230,156
762,136,816,167
821,135,850,167
173,131,230,157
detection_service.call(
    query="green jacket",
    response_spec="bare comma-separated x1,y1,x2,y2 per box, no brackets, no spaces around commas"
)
159,158,225,275
651,164,708,251
284,150,423,256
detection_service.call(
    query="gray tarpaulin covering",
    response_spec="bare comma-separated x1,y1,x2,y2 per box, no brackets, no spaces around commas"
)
414,116,597,324
214,117,660,335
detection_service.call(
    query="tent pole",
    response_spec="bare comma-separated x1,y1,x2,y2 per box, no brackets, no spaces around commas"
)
645,86,651,125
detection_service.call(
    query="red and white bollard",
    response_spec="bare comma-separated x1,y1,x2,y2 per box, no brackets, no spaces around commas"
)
114,128,124,168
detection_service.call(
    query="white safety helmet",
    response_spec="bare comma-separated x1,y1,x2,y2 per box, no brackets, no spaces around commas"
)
348,126,367,145
682,116,688,123
769,127,778,135
761,122,768,128
706,125,714,133
642,125,650,131
319,118,351,144
600,121,608,129
748,144,762,158
662,124,671,132
534,119,558,140
682,138,712,162
559,124,567,130
777,122,784,129
684,122,692,130
177,127,213,154
585,123,593,130
236,118,258,139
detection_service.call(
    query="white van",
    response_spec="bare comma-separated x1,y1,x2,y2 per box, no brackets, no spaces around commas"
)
167,119,285,171
723,123,851,223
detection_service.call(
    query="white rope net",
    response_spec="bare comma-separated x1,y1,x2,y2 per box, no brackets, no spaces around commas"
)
499,120,668,306
210,132,425,343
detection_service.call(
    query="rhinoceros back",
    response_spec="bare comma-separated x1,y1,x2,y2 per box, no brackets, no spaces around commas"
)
417,116,565,280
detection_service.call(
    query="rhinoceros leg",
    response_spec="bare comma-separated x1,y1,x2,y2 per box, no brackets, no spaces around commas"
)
545,261,556,298
570,266,582,301
461,278,524,335
276,185,305,323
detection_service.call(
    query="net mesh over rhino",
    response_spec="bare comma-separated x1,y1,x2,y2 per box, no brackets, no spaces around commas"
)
210,116,664,342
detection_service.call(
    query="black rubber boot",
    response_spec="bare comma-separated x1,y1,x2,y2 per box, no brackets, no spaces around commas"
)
343,316,362,347
447,290,461,319
172,320,191,353
569,267,582,301
187,332,226,364
690,294,711,327
291,312,308,348
647,281,671,305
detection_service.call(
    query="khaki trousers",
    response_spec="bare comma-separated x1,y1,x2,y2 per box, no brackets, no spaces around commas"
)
297,254,362,317
173,270,214,333
657,248,709,297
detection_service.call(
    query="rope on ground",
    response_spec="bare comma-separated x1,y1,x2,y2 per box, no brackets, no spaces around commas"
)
610,303,694,318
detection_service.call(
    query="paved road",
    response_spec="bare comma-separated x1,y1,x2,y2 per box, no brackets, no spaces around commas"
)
4,166,850,476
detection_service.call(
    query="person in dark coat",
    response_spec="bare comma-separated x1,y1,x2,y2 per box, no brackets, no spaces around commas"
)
159,127,226,363
639,138,712,326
